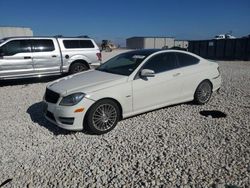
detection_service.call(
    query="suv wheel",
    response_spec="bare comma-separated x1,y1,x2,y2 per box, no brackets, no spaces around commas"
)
69,62,88,74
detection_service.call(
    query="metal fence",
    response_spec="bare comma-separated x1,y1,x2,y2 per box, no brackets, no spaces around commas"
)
188,38,250,61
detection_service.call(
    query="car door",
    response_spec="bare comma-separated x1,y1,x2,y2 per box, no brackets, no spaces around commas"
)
31,39,61,73
175,52,201,99
132,52,183,112
0,39,33,78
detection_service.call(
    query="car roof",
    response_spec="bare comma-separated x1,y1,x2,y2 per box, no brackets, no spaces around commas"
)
125,49,162,56
127,49,203,60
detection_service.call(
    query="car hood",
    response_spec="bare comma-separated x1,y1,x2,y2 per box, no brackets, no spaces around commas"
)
47,70,128,96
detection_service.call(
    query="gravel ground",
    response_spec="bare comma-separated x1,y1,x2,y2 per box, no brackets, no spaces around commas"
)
0,50,249,187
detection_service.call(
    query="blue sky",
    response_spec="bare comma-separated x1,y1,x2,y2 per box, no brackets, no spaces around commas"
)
0,0,250,45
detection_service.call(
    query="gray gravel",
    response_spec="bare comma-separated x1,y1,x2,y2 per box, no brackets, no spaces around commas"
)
0,52,249,187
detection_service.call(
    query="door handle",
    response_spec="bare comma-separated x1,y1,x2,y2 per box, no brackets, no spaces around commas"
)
52,55,57,58
24,56,31,59
173,73,181,77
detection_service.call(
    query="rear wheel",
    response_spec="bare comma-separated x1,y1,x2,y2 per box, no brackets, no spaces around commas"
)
86,99,120,134
194,80,212,105
69,62,89,74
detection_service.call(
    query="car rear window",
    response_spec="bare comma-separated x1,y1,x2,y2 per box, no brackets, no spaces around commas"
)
176,52,199,67
63,40,94,49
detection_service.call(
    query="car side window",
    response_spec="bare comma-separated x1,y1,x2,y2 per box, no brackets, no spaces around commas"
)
32,39,55,52
79,40,94,48
0,40,31,56
143,52,178,74
63,40,94,48
176,52,199,67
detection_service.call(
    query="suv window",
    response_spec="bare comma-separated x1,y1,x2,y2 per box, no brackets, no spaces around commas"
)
176,52,199,67
143,52,178,73
0,40,31,56
63,40,94,49
32,39,55,52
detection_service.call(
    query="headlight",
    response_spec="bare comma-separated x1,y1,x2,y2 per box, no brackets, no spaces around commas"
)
59,93,85,106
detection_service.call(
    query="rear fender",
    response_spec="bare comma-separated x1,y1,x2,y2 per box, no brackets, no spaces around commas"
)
62,55,90,72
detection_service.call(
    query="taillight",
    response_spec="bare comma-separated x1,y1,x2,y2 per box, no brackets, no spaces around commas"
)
96,52,102,61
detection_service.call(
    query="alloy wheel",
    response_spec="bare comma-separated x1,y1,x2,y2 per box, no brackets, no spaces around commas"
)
92,104,117,131
197,82,212,103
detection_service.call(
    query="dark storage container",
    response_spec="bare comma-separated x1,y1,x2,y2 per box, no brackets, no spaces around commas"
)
235,39,247,60
189,38,250,61
246,38,250,61
194,42,200,55
215,40,225,60
224,39,236,60
199,41,208,58
207,40,216,59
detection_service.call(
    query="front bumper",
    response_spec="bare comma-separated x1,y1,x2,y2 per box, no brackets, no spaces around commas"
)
44,98,95,131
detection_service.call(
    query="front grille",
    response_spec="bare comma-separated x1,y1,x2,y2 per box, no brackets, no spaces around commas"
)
45,88,60,104
46,111,56,122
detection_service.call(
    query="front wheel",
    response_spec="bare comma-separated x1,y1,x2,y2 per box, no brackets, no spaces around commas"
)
86,99,121,134
194,81,212,105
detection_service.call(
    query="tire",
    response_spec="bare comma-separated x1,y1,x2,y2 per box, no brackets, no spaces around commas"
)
69,62,89,74
86,99,121,134
194,80,212,105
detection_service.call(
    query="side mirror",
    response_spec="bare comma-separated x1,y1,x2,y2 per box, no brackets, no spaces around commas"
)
140,69,155,77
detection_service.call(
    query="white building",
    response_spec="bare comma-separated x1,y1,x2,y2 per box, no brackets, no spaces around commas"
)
126,36,189,49
126,37,175,49
174,40,189,49
0,26,33,39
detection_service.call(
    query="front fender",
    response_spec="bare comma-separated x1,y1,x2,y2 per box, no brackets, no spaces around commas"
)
86,82,133,118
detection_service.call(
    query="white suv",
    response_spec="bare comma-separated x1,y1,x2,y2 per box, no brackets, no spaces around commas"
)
0,37,101,80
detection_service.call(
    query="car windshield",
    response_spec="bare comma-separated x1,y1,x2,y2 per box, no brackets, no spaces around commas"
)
97,50,158,76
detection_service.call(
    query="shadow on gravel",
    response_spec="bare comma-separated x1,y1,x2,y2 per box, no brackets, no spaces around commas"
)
211,183,240,188
0,75,62,87
0,178,12,187
27,101,77,136
200,110,227,118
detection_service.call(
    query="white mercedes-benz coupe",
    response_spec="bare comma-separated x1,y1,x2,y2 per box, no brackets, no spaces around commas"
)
43,49,221,134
